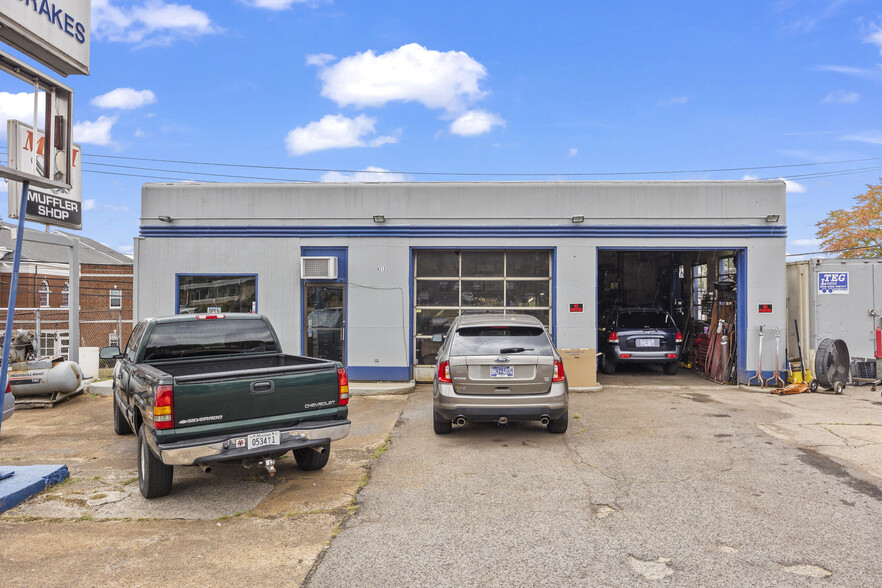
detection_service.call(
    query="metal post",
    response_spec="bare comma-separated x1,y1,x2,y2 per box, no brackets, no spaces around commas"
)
67,238,79,364
0,180,30,446
35,307,41,355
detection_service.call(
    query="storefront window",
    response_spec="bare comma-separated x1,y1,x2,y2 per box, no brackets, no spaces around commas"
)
178,275,257,314
413,250,553,365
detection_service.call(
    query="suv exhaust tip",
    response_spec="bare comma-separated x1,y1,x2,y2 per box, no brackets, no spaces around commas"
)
454,416,466,426
539,416,550,426
498,416,509,425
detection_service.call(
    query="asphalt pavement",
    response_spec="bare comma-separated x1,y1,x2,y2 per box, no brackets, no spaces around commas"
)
307,380,882,587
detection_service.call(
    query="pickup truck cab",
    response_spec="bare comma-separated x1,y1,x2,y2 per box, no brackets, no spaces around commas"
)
100,313,350,498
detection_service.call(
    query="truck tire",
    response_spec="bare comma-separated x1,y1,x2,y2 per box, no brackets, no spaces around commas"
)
112,395,132,435
547,411,568,434
138,425,173,498
293,443,331,471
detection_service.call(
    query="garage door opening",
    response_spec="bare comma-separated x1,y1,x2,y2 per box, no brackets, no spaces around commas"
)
597,249,742,384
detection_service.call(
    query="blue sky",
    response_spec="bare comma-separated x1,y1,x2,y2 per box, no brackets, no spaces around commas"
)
1,0,881,255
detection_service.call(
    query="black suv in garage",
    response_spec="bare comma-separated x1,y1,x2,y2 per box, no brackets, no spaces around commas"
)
598,307,682,375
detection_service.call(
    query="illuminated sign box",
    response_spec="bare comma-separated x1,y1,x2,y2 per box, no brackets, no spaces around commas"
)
0,0,90,76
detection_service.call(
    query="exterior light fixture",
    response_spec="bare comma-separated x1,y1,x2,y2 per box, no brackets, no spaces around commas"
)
572,215,585,223
373,215,385,223
158,215,173,223
765,214,780,222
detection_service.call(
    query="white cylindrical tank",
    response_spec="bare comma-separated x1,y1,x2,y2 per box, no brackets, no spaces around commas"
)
8,359,84,397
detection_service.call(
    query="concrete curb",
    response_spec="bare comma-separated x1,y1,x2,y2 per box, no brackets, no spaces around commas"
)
0,464,69,514
570,385,604,393
86,379,113,397
350,382,416,396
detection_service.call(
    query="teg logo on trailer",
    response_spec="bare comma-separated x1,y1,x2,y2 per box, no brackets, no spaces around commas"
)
818,272,849,295
19,0,87,44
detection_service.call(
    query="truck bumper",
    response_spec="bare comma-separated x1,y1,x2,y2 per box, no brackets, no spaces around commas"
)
149,419,351,466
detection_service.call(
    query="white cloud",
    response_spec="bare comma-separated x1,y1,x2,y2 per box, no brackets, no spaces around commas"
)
92,0,218,46
815,65,880,80
243,0,313,9
865,22,882,54
320,166,407,183
306,53,336,67
568,148,579,158
74,115,118,146
822,90,859,104
92,88,157,109
0,92,45,138
83,199,96,211
741,174,805,193
449,110,505,137
285,114,397,156
841,130,882,145
791,238,821,248
317,43,489,114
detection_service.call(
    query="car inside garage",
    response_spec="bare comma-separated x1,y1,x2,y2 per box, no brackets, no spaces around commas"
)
597,248,743,383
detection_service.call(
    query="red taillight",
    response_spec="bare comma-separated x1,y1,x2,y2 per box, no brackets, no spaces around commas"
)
196,314,226,320
675,331,683,344
154,384,174,430
620,353,631,358
5,382,10,394
437,360,451,383
553,360,566,382
667,353,678,359
337,367,349,406
608,331,619,343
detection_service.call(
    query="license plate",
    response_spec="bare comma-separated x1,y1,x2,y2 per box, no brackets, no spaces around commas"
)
636,338,659,348
490,366,514,378
247,431,280,449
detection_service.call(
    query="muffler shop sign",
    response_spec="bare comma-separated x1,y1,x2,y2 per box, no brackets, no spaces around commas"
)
818,272,848,295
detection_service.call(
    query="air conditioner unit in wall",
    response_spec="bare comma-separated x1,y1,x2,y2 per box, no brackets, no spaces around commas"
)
301,256,338,280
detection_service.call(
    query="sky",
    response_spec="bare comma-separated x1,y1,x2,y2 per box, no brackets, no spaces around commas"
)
1,0,881,256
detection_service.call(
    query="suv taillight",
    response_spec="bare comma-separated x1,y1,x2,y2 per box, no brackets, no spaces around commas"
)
608,331,619,343
552,360,566,382
675,331,683,344
437,361,451,383
154,385,174,430
337,367,349,406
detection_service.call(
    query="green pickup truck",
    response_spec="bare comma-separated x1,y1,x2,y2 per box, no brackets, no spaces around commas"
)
99,313,350,498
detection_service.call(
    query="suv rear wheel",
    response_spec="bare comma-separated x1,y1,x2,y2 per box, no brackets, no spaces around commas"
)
663,362,679,375
433,412,452,434
600,353,616,374
547,411,568,434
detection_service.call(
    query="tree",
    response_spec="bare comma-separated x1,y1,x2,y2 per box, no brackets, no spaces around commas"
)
815,181,882,258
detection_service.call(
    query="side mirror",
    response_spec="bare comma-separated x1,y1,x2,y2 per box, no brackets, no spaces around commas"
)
99,346,122,360
431,334,445,343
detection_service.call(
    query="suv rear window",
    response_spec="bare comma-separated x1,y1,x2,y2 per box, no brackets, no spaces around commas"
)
450,326,553,356
617,311,673,330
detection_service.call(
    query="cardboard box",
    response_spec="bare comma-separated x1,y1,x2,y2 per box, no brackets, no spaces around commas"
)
557,348,597,388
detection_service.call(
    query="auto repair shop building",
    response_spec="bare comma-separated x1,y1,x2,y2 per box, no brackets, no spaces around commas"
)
135,181,787,384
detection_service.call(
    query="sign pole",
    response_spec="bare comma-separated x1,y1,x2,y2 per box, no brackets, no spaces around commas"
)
0,180,30,447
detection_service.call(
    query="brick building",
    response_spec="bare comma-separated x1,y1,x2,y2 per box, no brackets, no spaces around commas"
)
0,222,133,359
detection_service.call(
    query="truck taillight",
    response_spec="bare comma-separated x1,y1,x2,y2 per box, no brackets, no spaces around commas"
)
608,332,619,343
675,331,683,344
4,382,10,394
437,360,451,383
552,360,566,382
337,368,349,406
154,384,174,430
196,314,226,320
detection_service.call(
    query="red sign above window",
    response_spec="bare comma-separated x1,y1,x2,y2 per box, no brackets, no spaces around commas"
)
758,304,773,313
570,303,583,313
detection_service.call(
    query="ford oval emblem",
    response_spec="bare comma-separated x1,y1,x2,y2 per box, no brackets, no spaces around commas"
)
495,356,510,363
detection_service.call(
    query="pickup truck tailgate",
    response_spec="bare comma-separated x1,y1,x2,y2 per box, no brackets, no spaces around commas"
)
167,358,340,428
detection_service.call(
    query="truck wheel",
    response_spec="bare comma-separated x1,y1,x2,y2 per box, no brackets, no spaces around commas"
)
138,425,173,499
112,395,132,435
547,411,568,434
293,443,331,471
433,412,452,434
663,362,679,376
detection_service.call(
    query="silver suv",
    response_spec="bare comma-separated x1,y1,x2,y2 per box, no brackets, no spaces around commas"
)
432,314,568,434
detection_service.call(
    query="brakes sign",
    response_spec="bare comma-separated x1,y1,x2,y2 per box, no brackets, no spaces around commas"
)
818,272,848,295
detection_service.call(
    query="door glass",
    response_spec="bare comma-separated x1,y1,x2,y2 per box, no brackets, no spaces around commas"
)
304,285,345,363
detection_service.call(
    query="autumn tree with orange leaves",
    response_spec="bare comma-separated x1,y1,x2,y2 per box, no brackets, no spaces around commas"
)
815,181,882,258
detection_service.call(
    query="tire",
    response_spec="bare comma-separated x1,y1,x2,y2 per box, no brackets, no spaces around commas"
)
600,353,616,375
112,395,132,435
293,443,331,471
138,425,173,499
834,381,844,395
663,362,679,376
433,412,452,435
809,379,819,393
547,411,568,434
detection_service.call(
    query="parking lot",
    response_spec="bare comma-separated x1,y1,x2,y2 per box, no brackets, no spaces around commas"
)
2,380,882,586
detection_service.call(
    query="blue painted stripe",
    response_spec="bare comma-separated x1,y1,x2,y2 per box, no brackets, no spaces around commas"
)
141,225,787,239
347,366,411,381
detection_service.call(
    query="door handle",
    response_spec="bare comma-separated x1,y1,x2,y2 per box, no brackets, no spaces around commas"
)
250,381,275,394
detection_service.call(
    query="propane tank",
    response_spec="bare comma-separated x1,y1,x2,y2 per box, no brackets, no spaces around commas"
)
8,358,84,397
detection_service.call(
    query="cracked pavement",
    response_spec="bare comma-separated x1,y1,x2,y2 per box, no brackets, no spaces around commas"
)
307,381,882,586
